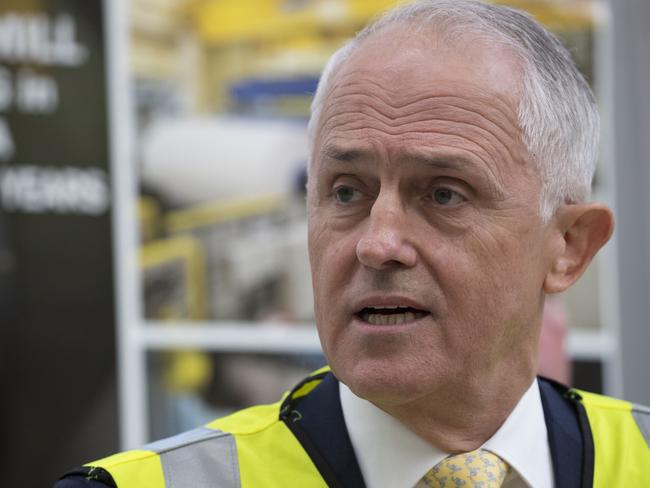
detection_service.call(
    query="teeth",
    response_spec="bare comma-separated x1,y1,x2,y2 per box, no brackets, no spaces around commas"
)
361,311,421,325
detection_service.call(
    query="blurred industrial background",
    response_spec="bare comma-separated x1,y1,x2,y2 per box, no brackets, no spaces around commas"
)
0,0,648,486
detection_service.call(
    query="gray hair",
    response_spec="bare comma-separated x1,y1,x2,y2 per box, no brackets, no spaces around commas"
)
308,0,599,221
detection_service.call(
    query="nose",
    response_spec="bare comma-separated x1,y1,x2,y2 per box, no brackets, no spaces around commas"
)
356,193,417,269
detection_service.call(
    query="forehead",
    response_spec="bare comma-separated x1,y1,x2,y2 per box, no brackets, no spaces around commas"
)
334,25,523,106
312,28,529,173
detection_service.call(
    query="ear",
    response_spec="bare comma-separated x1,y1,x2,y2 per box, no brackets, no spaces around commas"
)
543,203,614,294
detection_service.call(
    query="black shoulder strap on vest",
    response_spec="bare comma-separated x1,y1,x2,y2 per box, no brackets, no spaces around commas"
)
280,371,346,488
566,389,596,488
282,417,344,488
57,466,117,487
538,376,595,488
279,370,330,420
280,371,366,488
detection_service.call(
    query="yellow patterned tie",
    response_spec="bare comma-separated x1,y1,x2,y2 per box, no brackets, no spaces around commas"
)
414,449,510,487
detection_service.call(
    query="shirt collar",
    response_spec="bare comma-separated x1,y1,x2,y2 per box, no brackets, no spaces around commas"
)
483,379,554,488
340,379,553,488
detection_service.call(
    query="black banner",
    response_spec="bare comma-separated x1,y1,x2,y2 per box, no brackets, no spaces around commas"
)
0,1,117,485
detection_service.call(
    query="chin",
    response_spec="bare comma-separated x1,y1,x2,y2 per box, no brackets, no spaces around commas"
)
334,359,435,407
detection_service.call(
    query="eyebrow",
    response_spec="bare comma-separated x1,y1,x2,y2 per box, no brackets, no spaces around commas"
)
407,154,472,170
321,146,364,162
320,144,477,171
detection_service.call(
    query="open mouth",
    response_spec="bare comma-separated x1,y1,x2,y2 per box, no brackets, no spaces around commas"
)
355,306,429,325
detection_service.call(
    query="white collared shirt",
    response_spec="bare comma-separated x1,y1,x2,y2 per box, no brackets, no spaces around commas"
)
340,379,554,488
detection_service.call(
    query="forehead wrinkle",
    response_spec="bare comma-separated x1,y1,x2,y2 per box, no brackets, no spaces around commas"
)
330,108,520,167
325,91,518,137
320,108,521,173
320,83,525,167
330,70,519,123
326,76,396,108
409,112,526,169
414,96,521,149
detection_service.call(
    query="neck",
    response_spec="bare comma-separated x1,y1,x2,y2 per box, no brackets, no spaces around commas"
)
378,370,535,453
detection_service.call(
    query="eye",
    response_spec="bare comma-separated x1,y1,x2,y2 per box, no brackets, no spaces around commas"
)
334,185,362,204
432,187,465,205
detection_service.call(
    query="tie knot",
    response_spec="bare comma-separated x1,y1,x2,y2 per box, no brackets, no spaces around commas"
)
415,449,510,488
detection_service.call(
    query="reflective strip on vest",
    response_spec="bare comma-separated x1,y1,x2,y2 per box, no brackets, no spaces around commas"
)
631,403,650,449
143,426,240,488
87,401,326,488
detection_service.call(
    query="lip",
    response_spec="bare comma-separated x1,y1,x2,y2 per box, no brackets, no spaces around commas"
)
352,295,430,314
350,312,431,331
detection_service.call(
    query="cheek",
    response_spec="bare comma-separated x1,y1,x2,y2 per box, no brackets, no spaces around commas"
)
433,224,527,311
463,212,541,263
307,206,332,266
453,222,546,334
308,218,357,303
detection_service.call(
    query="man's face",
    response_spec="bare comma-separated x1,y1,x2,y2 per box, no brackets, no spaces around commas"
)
307,30,557,406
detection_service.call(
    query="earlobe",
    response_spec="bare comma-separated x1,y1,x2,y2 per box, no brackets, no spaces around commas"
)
543,203,614,294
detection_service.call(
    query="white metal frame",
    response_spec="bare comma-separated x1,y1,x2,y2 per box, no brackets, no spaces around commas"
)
105,0,147,449
592,0,624,400
106,0,624,450
105,0,321,448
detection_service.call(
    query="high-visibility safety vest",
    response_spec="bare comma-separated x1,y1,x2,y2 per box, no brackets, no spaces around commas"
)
574,389,650,487
77,369,650,488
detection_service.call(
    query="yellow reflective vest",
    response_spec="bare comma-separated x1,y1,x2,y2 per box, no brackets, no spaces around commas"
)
575,389,650,487
68,370,650,488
